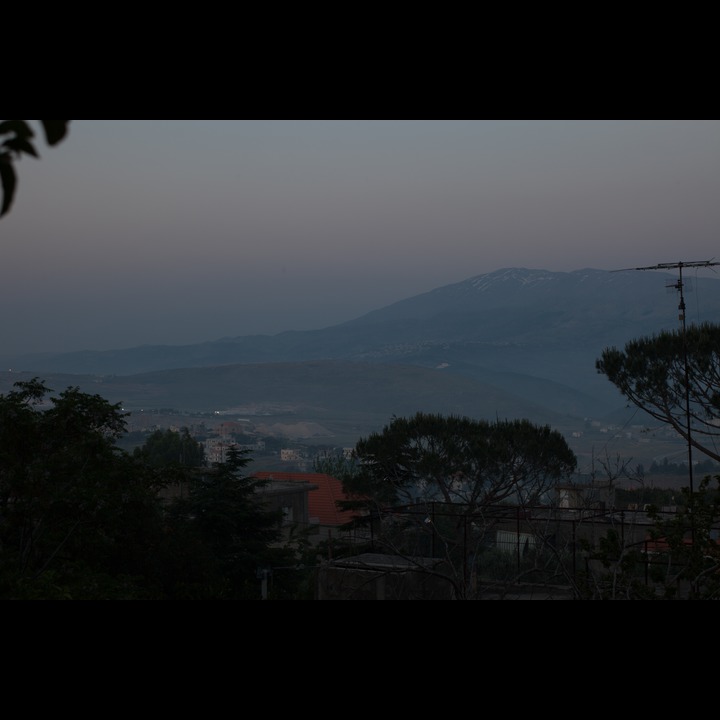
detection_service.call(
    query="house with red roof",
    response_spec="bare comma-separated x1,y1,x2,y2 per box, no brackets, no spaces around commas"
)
253,471,365,544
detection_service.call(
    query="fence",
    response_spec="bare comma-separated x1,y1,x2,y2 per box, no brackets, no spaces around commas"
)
327,501,718,599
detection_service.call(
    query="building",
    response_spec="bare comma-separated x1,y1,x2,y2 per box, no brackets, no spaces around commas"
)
252,471,363,543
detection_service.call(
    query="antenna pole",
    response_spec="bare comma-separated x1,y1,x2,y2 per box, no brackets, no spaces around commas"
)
677,262,694,497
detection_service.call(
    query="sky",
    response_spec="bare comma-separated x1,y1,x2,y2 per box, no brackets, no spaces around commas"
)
1,119,719,356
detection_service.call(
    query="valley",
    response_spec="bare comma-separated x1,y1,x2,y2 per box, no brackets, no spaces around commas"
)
3,267,718,494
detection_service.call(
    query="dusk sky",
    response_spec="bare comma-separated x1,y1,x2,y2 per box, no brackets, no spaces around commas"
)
2,120,719,356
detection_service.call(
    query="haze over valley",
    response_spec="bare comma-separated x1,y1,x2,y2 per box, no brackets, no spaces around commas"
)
2,266,718,477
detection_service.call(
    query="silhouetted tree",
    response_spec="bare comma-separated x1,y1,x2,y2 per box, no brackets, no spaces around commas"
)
161,447,297,598
320,412,577,599
337,412,577,511
0,120,70,217
0,379,307,599
134,427,205,468
597,321,720,464
0,378,166,598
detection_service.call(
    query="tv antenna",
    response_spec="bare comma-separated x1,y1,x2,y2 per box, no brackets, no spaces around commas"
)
612,259,719,498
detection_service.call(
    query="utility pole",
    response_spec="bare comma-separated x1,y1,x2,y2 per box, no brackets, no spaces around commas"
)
613,259,719,498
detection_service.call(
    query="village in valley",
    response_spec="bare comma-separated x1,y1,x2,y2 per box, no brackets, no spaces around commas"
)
116,403,712,492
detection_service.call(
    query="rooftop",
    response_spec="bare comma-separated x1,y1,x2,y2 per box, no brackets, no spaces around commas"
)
253,471,359,526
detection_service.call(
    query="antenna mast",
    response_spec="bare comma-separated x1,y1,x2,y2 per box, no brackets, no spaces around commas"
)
613,259,719,497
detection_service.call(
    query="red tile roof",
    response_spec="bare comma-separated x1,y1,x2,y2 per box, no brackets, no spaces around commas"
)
643,536,694,553
253,471,359,527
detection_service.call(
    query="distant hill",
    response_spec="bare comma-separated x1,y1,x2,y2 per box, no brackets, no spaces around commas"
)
2,267,718,433
0,361,584,443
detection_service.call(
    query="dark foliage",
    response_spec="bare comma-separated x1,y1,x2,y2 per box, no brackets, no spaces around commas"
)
133,427,206,468
337,411,578,511
0,120,69,217
0,379,306,599
598,321,720,464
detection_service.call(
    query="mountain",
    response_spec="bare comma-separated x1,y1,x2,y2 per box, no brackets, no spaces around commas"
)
2,267,718,432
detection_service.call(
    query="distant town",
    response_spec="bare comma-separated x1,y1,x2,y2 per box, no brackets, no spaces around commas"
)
115,405,718,489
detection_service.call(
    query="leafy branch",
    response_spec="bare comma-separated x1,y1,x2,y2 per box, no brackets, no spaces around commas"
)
0,120,70,217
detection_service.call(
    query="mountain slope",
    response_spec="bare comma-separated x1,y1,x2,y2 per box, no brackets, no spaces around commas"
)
2,267,718,422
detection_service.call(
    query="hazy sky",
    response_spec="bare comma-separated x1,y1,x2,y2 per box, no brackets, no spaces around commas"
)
2,119,719,356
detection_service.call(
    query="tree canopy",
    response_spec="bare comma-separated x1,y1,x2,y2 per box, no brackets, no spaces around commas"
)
0,378,303,599
596,321,720,464
0,378,165,598
337,412,578,512
161,447,294,598
133,427,206,468
316,412,578,599
0,120,70,217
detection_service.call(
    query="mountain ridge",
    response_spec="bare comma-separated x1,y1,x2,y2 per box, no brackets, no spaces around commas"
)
5,267,714,372
1,266,718,434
